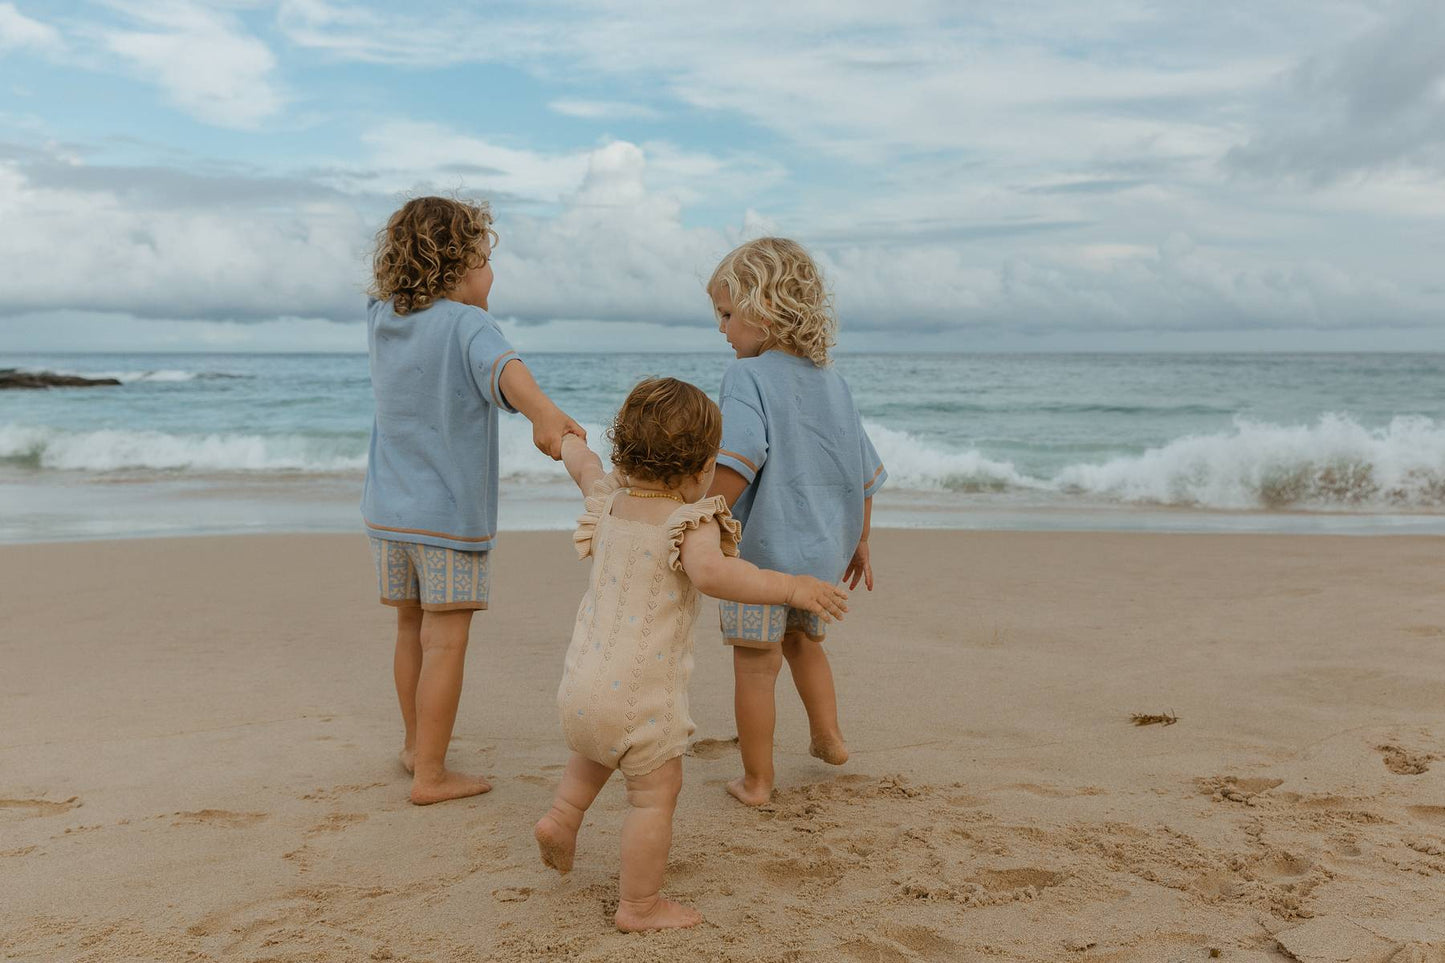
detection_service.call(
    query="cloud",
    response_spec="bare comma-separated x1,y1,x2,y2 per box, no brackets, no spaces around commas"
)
0,2,61,53
101,0,283,128
549,99,660,120
1225,0,1445,182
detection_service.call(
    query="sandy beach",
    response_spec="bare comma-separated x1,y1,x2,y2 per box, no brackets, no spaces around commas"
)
2,530,1444,962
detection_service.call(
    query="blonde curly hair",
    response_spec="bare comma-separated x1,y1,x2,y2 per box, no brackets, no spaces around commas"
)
608,378,722,487
368,196,498,316
708,237,837,366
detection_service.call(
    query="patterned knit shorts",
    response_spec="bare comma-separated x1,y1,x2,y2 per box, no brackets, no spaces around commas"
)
718,600,825,648
369,537,490,612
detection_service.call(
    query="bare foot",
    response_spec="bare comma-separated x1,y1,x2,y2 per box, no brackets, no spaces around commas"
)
533,814,577,873
399,747,415,774
809,732,849,766
615,896,703,932
410,770,491,805
726,775,772,807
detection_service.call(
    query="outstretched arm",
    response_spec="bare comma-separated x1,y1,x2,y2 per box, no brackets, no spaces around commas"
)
678,519,848,621
498,360,585,460
561,433,606,497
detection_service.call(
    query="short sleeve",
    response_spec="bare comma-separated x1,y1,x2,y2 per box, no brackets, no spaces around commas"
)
717,366,768,484
861,423,887,497
573,471,627,559
665,496,742,572
466,318,521,413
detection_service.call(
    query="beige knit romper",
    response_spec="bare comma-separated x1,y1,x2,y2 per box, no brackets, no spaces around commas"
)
558,472,741,777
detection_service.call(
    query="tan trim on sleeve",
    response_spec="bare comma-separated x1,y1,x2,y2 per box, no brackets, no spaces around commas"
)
865,464,885,486
489,350,520,408
365,520,495,543
719,448,758,474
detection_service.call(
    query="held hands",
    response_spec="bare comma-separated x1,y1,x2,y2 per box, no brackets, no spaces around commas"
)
533,407,586,460
786,575,849,623
843,538,873,591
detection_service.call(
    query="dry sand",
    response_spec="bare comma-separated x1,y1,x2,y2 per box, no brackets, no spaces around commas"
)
1,530,1444,962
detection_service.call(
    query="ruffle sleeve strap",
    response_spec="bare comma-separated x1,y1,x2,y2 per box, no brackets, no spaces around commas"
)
665,495,742,572
573,471,627,559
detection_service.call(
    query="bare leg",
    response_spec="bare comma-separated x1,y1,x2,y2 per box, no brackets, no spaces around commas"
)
782,630,848,765
534,753,612,873
410,609,490,805
728,644,784,806
615,757,700,932
393,606,423,773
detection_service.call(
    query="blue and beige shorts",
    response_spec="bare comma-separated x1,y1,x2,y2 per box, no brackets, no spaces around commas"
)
369,537,490,612
719,600,825,648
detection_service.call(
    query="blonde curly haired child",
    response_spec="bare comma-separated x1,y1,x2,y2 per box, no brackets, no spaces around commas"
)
706,237,888,806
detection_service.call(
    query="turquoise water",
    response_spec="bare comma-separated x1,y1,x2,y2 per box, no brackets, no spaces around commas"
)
4,351,1445,541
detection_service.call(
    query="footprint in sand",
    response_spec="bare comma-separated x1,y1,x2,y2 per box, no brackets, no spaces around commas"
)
1407,805,1445,826
172,810,267,829
0,797,81,818
1377,745,1434,775
687,736,739,759
492,886,531,902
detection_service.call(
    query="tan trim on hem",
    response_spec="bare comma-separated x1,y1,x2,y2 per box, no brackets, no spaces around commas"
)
380,597,421,608
420,601,489,612
365,520,495,543
724,635,779,649
718,448,758,474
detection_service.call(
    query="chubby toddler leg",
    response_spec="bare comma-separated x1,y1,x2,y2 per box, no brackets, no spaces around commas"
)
534,752,612,873
615,757,700,932
393,606,423,773
729,644,784,806
782,630,848,765
410,609,490,805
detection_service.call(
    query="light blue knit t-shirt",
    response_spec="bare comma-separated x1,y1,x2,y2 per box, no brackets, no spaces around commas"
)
361,297,519,552
716,351,887,583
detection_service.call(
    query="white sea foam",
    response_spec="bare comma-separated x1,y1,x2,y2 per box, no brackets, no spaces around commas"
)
6,413,1445,511
0,424,366,473
1052,414,1445,509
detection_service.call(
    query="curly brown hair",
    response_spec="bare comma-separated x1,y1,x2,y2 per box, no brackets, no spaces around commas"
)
608,378,722,487
368,196,498,316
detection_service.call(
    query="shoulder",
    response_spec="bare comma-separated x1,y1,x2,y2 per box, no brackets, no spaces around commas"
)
721,357,767,396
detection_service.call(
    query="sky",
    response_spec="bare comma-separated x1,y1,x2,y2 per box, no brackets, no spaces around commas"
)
2,0,1444,353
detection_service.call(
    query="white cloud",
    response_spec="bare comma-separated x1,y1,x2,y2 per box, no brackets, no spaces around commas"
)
0,2,61,52
101,0,283,128
549,99,660,120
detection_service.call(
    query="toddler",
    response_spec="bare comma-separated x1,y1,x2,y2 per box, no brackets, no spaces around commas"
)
533,377,848,930
706,237,887,806
363,196,583,805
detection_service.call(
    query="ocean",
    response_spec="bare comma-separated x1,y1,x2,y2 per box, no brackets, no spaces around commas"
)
4,351,1445,542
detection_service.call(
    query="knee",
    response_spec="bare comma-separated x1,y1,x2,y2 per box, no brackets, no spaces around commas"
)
734,645,784,679
626,767,682,812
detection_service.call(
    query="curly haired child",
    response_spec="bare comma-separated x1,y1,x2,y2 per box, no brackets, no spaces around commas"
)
533,377,849,930
363,196,584,805
706,237,887,806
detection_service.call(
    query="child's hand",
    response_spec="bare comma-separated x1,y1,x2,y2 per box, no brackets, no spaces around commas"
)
843,538,873,591
786,575,849,623
534,408,586,460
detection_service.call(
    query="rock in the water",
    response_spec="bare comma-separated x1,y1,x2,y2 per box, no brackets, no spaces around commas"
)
0,369,123,390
